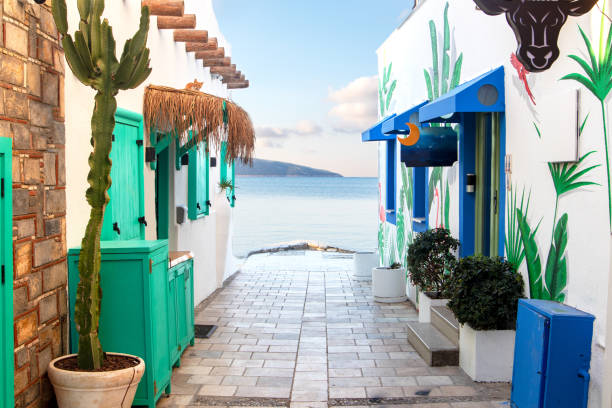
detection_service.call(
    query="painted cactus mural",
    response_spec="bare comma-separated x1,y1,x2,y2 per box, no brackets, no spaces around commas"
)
379,63,397,117
562,12,612,228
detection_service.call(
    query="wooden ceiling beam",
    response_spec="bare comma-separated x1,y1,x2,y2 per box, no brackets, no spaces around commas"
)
195,48,225,60
174,30,208,43
210,65,236,75
142,0,184,16
203,57,231,67
222,73,243,83
157,14,196,29
185,38,218,52
227,81,249,89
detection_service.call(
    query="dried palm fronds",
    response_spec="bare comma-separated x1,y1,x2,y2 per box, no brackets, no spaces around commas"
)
143,85,255,163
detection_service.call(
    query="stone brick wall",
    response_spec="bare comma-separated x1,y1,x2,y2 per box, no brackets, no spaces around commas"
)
1,0,67,406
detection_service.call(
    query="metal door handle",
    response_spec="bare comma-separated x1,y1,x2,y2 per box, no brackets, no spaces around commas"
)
113,222,121,235
138,216,148,227
206,200,212,207
196,202,201,210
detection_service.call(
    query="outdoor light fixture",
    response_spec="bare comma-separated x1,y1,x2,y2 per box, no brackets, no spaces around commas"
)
145,147,156,163
466,174,476,193
210,157,217,167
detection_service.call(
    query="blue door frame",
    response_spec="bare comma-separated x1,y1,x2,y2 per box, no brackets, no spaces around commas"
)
458,112,506,257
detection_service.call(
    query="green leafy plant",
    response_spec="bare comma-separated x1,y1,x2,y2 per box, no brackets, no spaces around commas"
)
379,63,397,117
52,0,152,369
447,256,524,330
505,186,530,271
562,14,612,228
406,228,459,298
516,150,599,302
389,262,403,269
218,179,234,192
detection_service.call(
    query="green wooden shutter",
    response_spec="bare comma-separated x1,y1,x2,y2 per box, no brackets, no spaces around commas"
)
101,108,145,241
188,142,210,219
0,137,13,408
219,142,235,207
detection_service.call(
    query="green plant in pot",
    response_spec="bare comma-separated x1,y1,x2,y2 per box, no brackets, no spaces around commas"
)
218,178,234,192
447,256,524,330
47,1,152,406
406,228,459,299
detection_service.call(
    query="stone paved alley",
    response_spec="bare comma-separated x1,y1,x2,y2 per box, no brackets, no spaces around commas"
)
159,251,510,407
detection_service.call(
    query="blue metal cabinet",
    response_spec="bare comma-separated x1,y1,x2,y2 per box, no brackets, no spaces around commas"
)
511,299,595,408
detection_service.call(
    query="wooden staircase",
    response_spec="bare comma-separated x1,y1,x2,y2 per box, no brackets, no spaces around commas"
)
407,306,460,366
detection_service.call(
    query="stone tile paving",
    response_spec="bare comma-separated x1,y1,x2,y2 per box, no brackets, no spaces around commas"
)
158,251,510,407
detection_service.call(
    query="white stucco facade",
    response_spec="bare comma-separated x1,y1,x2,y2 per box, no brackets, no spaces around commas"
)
374,1,612,405
64,0,240,307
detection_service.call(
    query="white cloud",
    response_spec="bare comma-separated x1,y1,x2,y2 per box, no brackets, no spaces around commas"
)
328,76,378,133
255,120,322,147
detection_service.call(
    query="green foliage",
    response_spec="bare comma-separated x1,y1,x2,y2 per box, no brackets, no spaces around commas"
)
424,2,463,103
406,228,459,297
517,209,544,299
379,63,397,117
544,214,568,302
562,22,612,228
533,122,541,139
52,0,151,370
447,256,524,330
505,186,530,271
218,179,234,192
548,151,600,198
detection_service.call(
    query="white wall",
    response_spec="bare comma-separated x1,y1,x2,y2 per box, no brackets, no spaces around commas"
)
65,0,239,306
377,1,612,404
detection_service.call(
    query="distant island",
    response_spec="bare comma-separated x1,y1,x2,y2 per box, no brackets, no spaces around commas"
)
236,158,342,177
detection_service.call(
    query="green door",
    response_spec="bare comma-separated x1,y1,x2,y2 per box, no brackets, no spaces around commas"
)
0,138,13,408
102,108,145,241
474,113,501,257
167,268,180,365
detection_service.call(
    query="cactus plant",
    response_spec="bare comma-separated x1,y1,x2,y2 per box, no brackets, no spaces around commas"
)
51,0,152,370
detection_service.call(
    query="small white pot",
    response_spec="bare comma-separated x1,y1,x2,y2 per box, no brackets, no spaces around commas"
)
372,267,407,303
352,251,378,281
418,291,448,323
459,324,515,382
48,353,145,408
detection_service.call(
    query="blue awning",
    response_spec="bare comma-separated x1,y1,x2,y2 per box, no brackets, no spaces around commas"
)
361,114,396,142
419,66,505,123
381,101,428,135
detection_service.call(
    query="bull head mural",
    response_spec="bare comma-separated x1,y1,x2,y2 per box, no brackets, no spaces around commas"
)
474,0,598,72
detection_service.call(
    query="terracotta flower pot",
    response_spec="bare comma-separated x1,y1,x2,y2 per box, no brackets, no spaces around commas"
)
48,353,145,408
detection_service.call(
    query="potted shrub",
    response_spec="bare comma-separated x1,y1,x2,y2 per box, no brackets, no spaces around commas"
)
446,256,524,382
47,1,152,406
352,251,378,281
372,262,408,302
406,228,459,322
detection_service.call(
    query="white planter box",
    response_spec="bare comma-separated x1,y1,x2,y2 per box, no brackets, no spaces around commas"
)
418,291,448,323
459,324,515,382
372,267,407,303
352,251,378,281
406,279,418,306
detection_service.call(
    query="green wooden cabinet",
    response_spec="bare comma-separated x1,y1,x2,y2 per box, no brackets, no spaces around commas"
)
68,240,172,408
167,258,194,367
0,138,13,408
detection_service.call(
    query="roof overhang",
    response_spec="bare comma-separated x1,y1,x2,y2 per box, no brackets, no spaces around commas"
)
382,101,428,134
419,66,505,123
361,114,397,142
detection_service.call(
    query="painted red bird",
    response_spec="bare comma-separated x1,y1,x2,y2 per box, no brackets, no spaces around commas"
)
511,53,536,105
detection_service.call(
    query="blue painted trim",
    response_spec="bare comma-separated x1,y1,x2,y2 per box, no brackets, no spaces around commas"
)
382,101,428,134
362,114,397,142
412,167,428,233
385,139,397,225
420,66,506,123
459,113,476,257
498,113,507,257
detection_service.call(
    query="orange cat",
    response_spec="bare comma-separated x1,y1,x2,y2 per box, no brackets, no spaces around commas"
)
185,78,203,91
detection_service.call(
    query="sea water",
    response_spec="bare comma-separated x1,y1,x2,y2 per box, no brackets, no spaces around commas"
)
232,177,378,257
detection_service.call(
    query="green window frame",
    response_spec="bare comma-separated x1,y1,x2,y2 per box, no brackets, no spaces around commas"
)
0,137,13,408
188,142,210,219
219,142,235,208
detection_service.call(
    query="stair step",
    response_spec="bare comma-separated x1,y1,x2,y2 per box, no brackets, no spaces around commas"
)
431,306,460,346
406,322,459,367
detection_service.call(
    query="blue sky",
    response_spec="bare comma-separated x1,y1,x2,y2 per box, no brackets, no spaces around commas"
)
213,0,415,176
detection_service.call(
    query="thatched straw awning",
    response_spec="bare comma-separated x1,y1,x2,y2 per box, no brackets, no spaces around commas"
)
143,85,255,163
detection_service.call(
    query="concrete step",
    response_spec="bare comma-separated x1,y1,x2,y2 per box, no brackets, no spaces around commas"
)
431,305,460,346
406,322,459,367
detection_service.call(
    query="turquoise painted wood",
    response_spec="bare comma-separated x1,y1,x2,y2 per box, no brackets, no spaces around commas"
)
0,138,13,408
188,143,210,219
102,108,145,241
167,259,195,367
68,240,172,408
220,142,235,207
155,147,170,240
